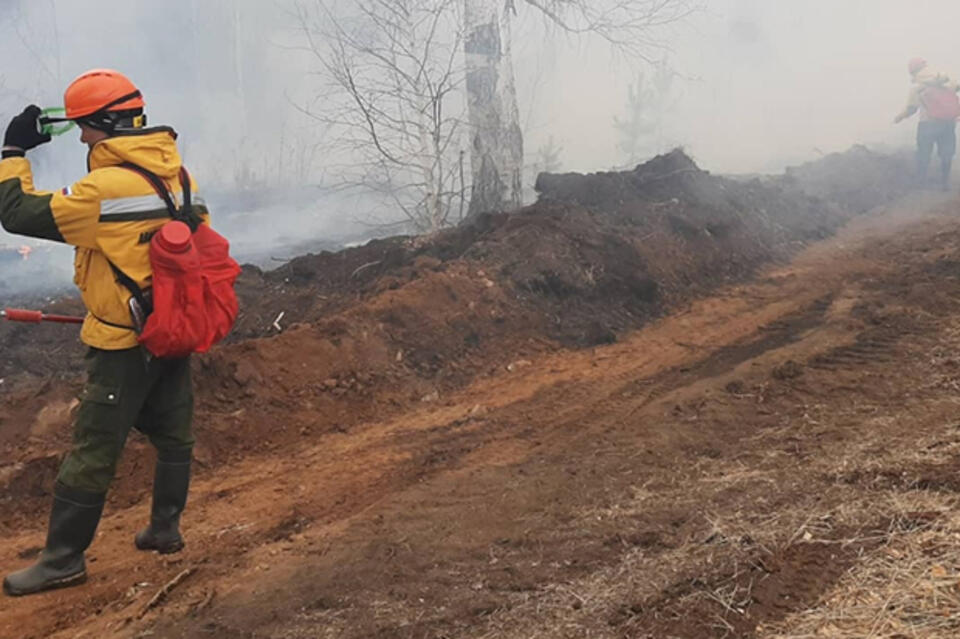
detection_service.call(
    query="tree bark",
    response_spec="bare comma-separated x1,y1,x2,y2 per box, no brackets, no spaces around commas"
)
463,0,524,218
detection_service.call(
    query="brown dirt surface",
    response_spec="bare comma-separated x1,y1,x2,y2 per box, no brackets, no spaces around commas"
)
6,149,959,638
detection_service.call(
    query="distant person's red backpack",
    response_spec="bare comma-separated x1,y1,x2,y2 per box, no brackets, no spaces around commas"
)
111,163,241,358
921,85,960,121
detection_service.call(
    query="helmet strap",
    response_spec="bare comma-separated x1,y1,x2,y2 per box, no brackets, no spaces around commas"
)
96,90,142,113
78,109,147,134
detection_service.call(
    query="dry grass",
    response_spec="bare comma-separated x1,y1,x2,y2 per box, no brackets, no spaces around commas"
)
764,492,960,639
460,382,960,638
756,321,960,639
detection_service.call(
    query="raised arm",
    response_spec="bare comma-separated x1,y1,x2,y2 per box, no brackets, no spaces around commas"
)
0,106,101,248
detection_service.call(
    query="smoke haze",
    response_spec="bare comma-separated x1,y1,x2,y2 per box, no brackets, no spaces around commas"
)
519,0,960,173
0,0,957,293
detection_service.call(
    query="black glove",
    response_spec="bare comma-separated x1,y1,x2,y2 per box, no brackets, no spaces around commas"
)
2,105,52,158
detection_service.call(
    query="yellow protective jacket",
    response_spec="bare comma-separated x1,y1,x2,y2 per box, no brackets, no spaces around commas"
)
0,128,209,349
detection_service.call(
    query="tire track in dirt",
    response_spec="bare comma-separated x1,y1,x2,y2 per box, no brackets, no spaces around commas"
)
614,524,889,636
544,224,960,638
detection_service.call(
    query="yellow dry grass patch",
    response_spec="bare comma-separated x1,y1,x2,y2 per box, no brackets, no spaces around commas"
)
764,491,960,639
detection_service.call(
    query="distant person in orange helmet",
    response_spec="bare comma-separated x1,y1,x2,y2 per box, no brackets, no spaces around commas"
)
895,58,960,191
0,70,208,596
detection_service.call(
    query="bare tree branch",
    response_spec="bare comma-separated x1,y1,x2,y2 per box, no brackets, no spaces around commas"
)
521,0,702,61
296,0,468,233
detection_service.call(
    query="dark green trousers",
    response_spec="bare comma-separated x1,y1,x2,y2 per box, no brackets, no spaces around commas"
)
57,347,194,494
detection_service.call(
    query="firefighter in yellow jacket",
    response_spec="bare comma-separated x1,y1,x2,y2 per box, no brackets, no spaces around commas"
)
0,70,203,596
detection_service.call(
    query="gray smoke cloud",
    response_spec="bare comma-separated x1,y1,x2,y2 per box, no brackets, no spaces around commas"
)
0,0,957,295
517,0,960,173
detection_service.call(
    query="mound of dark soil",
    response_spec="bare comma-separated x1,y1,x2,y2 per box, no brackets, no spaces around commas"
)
0,147,913,387
241,147,907,349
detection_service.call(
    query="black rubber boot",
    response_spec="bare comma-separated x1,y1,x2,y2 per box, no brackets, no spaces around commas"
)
3,483,105,597
135,449,191,554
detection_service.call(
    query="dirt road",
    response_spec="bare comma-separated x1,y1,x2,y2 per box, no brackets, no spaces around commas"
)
3,193,960,638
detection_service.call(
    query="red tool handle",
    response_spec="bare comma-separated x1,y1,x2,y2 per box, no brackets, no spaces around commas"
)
3,308,43,322
2,308,84,324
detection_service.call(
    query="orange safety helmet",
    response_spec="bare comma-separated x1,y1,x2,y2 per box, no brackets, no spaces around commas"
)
908,57,928,75
61,69,146,132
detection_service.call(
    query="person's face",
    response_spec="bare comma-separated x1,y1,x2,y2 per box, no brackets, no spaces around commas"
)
78,123,109,149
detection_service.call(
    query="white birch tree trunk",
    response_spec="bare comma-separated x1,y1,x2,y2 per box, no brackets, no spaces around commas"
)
463,0,524,217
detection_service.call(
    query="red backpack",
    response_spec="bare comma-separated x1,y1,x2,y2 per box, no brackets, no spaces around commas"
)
112,163,241,358
921,85,960,121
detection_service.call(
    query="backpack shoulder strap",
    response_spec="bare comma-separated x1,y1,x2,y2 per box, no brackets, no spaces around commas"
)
177,167,202,229
107,259,152,319
179,166,193,213
118,162,201,230
118,162,177,215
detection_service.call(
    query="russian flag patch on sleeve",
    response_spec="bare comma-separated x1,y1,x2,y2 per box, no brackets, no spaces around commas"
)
61,186,72,196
